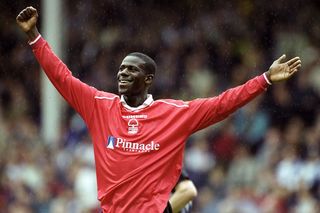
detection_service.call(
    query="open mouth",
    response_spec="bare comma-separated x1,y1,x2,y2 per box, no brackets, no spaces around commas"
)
119,79,132,86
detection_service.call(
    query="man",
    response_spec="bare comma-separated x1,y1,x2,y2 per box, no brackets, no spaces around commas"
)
168,171,197,213
16,6,301,213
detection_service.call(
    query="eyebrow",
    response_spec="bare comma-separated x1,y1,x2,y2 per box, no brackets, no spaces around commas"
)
119,64,144,71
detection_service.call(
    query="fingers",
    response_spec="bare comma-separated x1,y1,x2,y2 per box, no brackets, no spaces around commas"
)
288,68,299,77
16,10,27,22
287,56,300,66
276,54,286,63
28,6,38,17
287,57,301,74
289,60,301,72
16,6,37,22
26,7,33,17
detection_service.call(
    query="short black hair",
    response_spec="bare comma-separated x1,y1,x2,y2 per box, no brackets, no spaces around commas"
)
127,52,157,75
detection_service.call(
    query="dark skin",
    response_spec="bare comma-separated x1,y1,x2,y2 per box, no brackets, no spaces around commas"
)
117,56,154,107
16,6,302,108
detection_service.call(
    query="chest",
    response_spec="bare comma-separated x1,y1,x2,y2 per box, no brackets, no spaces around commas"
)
95,102,189,137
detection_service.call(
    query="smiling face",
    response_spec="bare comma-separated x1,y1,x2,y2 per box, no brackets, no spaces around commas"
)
117,55,153,97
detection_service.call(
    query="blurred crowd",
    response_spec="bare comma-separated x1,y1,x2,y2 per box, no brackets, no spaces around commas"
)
1,0,320,212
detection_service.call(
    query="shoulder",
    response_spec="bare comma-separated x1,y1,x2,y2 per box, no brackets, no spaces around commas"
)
154,99,189,108
94,91,119,101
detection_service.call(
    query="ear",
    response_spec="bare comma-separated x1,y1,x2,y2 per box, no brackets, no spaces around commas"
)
145,74,154,84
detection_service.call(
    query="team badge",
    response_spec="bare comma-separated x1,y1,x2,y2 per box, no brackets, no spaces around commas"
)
128,118,139,134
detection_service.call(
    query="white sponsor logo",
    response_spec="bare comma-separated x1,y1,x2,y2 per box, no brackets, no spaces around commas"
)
106,136,160,153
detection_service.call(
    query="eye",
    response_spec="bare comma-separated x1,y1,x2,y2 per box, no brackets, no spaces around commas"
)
128,66,139,72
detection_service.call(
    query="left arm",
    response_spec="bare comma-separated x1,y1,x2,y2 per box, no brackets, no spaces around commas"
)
187,55,301,133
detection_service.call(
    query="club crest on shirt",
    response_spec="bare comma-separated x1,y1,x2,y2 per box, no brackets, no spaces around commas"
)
128,118,138,134
122,115,147,135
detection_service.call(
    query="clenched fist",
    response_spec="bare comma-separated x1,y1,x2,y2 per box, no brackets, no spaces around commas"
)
16,6,40,41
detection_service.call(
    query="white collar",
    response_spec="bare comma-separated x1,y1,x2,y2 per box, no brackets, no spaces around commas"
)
120,94,154,111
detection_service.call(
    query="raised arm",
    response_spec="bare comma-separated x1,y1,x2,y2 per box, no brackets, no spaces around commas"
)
16,6,98,124
187,55,302,133
16,6,40,42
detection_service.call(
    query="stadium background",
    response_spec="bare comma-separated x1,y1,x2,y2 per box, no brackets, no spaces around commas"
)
1,0,320,212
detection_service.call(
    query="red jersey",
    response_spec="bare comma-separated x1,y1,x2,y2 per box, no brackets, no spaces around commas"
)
31,36,269,212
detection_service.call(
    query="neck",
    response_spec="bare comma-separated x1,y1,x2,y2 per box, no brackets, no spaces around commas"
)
123,93,148,107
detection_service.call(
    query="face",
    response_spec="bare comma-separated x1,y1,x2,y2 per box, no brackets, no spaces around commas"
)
117,56,152,96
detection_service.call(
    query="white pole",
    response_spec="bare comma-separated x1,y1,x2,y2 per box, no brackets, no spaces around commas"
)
41,0,65,145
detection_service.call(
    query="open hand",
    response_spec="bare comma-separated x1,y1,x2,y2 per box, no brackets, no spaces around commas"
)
267,55,301,83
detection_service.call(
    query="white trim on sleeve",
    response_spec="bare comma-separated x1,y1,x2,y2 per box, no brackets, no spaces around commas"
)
263,73,272,85
28,34,42,45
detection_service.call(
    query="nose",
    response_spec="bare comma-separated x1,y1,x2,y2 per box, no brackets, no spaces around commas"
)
117,69,129,81
118,68,129,76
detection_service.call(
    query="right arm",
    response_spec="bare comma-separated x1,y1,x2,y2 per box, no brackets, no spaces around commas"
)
16,6,97,123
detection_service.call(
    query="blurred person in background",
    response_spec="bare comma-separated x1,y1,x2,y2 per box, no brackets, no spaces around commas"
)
184,135,215,188
16,5,301,213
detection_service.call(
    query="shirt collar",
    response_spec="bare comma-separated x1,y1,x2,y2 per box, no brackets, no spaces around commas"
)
120,94,154,111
